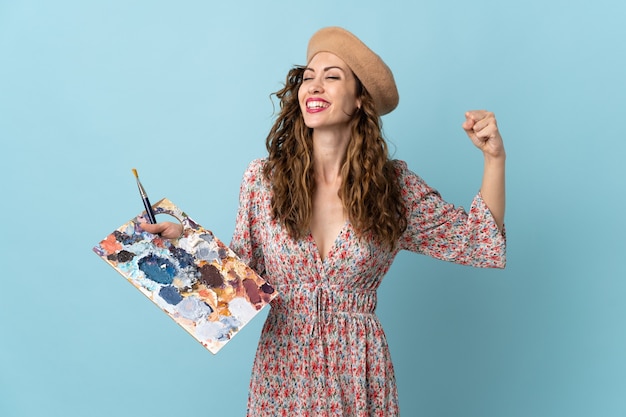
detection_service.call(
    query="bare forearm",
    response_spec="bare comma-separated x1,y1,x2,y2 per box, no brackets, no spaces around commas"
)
480,154,506,231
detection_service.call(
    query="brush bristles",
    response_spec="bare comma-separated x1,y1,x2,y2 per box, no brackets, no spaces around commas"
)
132,168,138,178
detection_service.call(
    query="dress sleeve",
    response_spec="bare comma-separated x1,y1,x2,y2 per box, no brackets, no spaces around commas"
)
396,160,506,268
229,159,267,277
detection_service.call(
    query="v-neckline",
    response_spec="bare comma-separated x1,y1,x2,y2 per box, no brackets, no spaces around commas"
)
309,221,349,263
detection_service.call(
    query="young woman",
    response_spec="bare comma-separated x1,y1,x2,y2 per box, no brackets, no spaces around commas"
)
144,26,506,417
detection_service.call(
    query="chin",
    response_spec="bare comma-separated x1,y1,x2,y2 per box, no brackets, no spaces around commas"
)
302,117,322,129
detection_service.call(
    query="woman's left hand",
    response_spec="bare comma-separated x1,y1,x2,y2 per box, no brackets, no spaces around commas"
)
462,110,505,159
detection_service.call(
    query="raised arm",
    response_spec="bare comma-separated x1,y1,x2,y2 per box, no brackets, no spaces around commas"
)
462,110,506,231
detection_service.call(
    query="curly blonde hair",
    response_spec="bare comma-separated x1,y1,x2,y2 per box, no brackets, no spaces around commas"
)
263,66,407,249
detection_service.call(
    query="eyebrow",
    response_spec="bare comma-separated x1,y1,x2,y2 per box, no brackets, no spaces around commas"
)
303,66,346,73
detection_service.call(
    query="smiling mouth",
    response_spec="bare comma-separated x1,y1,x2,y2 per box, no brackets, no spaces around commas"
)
306,99,330,110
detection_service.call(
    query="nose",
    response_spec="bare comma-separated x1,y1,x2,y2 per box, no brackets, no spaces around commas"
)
308,78,324,94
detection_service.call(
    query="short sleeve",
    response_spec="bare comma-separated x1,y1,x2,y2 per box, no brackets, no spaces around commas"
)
396,160,506,268
230,159,268,277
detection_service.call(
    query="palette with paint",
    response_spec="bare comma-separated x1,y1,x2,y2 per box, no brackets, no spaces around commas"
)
93,198,276,354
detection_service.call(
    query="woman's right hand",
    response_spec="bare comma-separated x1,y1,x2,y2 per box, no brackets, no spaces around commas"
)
140,221,184,239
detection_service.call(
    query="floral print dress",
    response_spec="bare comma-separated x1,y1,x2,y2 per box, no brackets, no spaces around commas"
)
230,158,506,416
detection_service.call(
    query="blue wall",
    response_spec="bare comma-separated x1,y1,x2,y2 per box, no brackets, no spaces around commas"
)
1,1,624,416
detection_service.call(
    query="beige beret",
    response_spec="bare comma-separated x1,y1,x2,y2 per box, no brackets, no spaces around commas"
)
306,26,399,115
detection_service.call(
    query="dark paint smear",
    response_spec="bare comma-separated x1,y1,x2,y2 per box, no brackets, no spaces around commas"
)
198,264,223,288
169,246,196,269
138,254,176,285
106,250,135,263
159,285,183,305
113,230,139,245
243,279,262,304
116,250,135,263
261,283,275,294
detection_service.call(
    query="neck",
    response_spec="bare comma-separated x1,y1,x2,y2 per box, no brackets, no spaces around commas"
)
312,128,350,185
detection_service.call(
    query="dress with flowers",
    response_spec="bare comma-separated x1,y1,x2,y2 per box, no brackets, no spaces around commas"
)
230,158,506,417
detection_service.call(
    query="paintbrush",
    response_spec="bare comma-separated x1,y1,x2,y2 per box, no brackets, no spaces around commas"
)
132,168,157,224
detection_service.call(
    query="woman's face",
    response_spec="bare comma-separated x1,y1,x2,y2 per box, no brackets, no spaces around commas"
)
298,52,361,132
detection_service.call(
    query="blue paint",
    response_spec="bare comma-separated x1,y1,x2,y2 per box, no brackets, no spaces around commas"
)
159,285,183,305
177,297,213,321
169,246,195,269
199,232,215,243
138,254,176,284
113,230,137,245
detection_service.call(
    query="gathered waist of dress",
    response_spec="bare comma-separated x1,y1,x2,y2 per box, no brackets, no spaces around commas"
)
270,283,377,315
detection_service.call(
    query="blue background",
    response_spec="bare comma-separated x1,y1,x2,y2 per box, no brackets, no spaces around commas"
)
1,1,625,416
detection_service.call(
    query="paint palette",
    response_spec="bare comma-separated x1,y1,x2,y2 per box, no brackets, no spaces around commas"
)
93,198,276,354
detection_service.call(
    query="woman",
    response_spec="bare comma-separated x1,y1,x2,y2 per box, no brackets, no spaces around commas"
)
144,26,506,416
